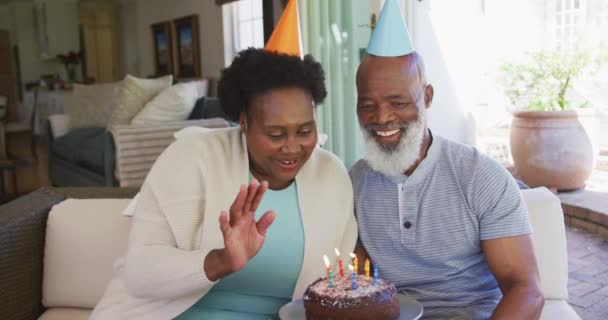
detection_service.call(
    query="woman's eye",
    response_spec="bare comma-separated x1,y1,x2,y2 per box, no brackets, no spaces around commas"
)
298,130,312,136
268,133,284,139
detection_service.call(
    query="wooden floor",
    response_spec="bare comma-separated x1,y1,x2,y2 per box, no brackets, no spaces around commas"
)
2,134,50,200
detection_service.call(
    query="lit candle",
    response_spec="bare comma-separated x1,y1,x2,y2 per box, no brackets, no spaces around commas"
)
350,253,358,274
373,265,379,285
323,254,331,281
335,248,344,278
365,259,370,281
348,264,357,290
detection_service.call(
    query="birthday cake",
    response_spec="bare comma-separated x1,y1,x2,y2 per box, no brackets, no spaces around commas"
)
303,274,399,320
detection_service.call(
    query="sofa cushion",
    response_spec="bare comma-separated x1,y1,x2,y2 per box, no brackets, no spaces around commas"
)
52,127,111,174
131,82,199,125
38,308,91,320
540,300,581,320
43,199,132,309
108,74,173,126
66,81,123,129
521,188,569,300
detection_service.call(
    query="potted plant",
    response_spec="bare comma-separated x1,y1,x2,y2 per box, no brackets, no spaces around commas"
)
499,48,605,191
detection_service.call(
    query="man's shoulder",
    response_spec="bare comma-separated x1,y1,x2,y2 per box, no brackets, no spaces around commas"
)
349,159,368,174
437,136,505,176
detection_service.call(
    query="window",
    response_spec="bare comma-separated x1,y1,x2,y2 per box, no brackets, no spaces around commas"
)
222,0,264,65
554,0,585,51
235,0,264,50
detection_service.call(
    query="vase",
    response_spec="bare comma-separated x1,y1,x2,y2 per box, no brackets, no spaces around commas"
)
65,65,76,84
510,110,597,191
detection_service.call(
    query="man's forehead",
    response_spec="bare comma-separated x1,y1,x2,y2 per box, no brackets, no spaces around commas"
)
358,55,419,81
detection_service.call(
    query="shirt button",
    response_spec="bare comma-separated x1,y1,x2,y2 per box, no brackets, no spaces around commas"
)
403,221,412,229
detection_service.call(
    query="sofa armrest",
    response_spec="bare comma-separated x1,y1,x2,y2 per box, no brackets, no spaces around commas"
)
521,187,569,300
0,187,137,320
109,118,230,187
48,187,139,199
0,188,65,320
103,130,118,186
47,114,71,140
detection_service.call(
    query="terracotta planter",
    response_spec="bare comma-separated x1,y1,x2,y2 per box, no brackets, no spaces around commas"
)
510,110,595,191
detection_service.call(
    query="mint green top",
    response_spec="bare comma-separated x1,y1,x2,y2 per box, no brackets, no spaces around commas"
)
175,181,304,320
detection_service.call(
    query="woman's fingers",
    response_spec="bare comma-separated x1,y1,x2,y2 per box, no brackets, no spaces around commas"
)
249,180,268,216
229,185,247,223
242,179,259,216
219,211,230,236
256,210,276,236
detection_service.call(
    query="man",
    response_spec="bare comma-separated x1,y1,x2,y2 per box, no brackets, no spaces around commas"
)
351,1,544,319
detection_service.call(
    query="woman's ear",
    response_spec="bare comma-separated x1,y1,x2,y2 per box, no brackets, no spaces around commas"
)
239,112,248,133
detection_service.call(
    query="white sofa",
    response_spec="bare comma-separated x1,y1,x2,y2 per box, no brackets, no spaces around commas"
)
38,187,580,320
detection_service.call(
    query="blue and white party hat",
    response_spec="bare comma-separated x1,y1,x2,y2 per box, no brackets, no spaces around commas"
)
366,0,414,56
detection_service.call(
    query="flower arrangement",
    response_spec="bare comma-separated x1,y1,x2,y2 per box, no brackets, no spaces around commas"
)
56,50,82,83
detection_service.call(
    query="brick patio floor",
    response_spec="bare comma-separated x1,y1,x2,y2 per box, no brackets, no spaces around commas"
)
566,226,608,319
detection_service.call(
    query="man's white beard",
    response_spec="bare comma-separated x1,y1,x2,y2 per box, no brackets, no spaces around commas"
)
361,114,425,176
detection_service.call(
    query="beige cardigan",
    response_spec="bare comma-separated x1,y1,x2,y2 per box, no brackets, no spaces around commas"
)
90,127,357,320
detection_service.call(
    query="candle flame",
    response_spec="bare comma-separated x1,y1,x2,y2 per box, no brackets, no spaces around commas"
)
335,248,340,256
348,264,354,272
350,253,356,258
323,255,330,268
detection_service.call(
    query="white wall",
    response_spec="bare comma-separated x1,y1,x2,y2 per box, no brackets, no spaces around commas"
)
1,0,81,85
12,1,65,85
0,5,11,31
121,0,138,76
131,0,225,79
407,0,478,146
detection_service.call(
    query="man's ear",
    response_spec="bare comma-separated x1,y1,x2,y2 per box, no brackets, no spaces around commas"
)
239,112,248,133
424,84,434,110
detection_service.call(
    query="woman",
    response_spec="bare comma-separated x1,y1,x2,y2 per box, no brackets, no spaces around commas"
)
90,48,357,320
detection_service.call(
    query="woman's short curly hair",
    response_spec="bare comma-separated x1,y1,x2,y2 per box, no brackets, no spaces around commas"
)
218,48,327,121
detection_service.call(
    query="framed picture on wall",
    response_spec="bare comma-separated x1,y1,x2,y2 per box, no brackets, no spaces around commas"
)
151,21,173,76
173,14,201,78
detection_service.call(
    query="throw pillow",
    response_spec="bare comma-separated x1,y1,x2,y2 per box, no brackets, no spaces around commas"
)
65,81,123,129
130,82,199,125
108,74,172,126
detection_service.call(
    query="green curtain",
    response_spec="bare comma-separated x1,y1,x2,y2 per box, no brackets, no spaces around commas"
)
299,0,371,168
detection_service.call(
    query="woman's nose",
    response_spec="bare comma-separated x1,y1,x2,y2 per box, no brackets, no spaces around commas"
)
280,136,301,153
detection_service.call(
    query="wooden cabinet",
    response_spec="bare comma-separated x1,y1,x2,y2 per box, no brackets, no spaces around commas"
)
79,2,118,82
0,30,18,121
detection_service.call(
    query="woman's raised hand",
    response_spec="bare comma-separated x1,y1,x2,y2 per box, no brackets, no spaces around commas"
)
217,180,276,273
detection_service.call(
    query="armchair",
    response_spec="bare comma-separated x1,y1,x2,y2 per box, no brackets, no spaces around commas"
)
46,97,230,187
